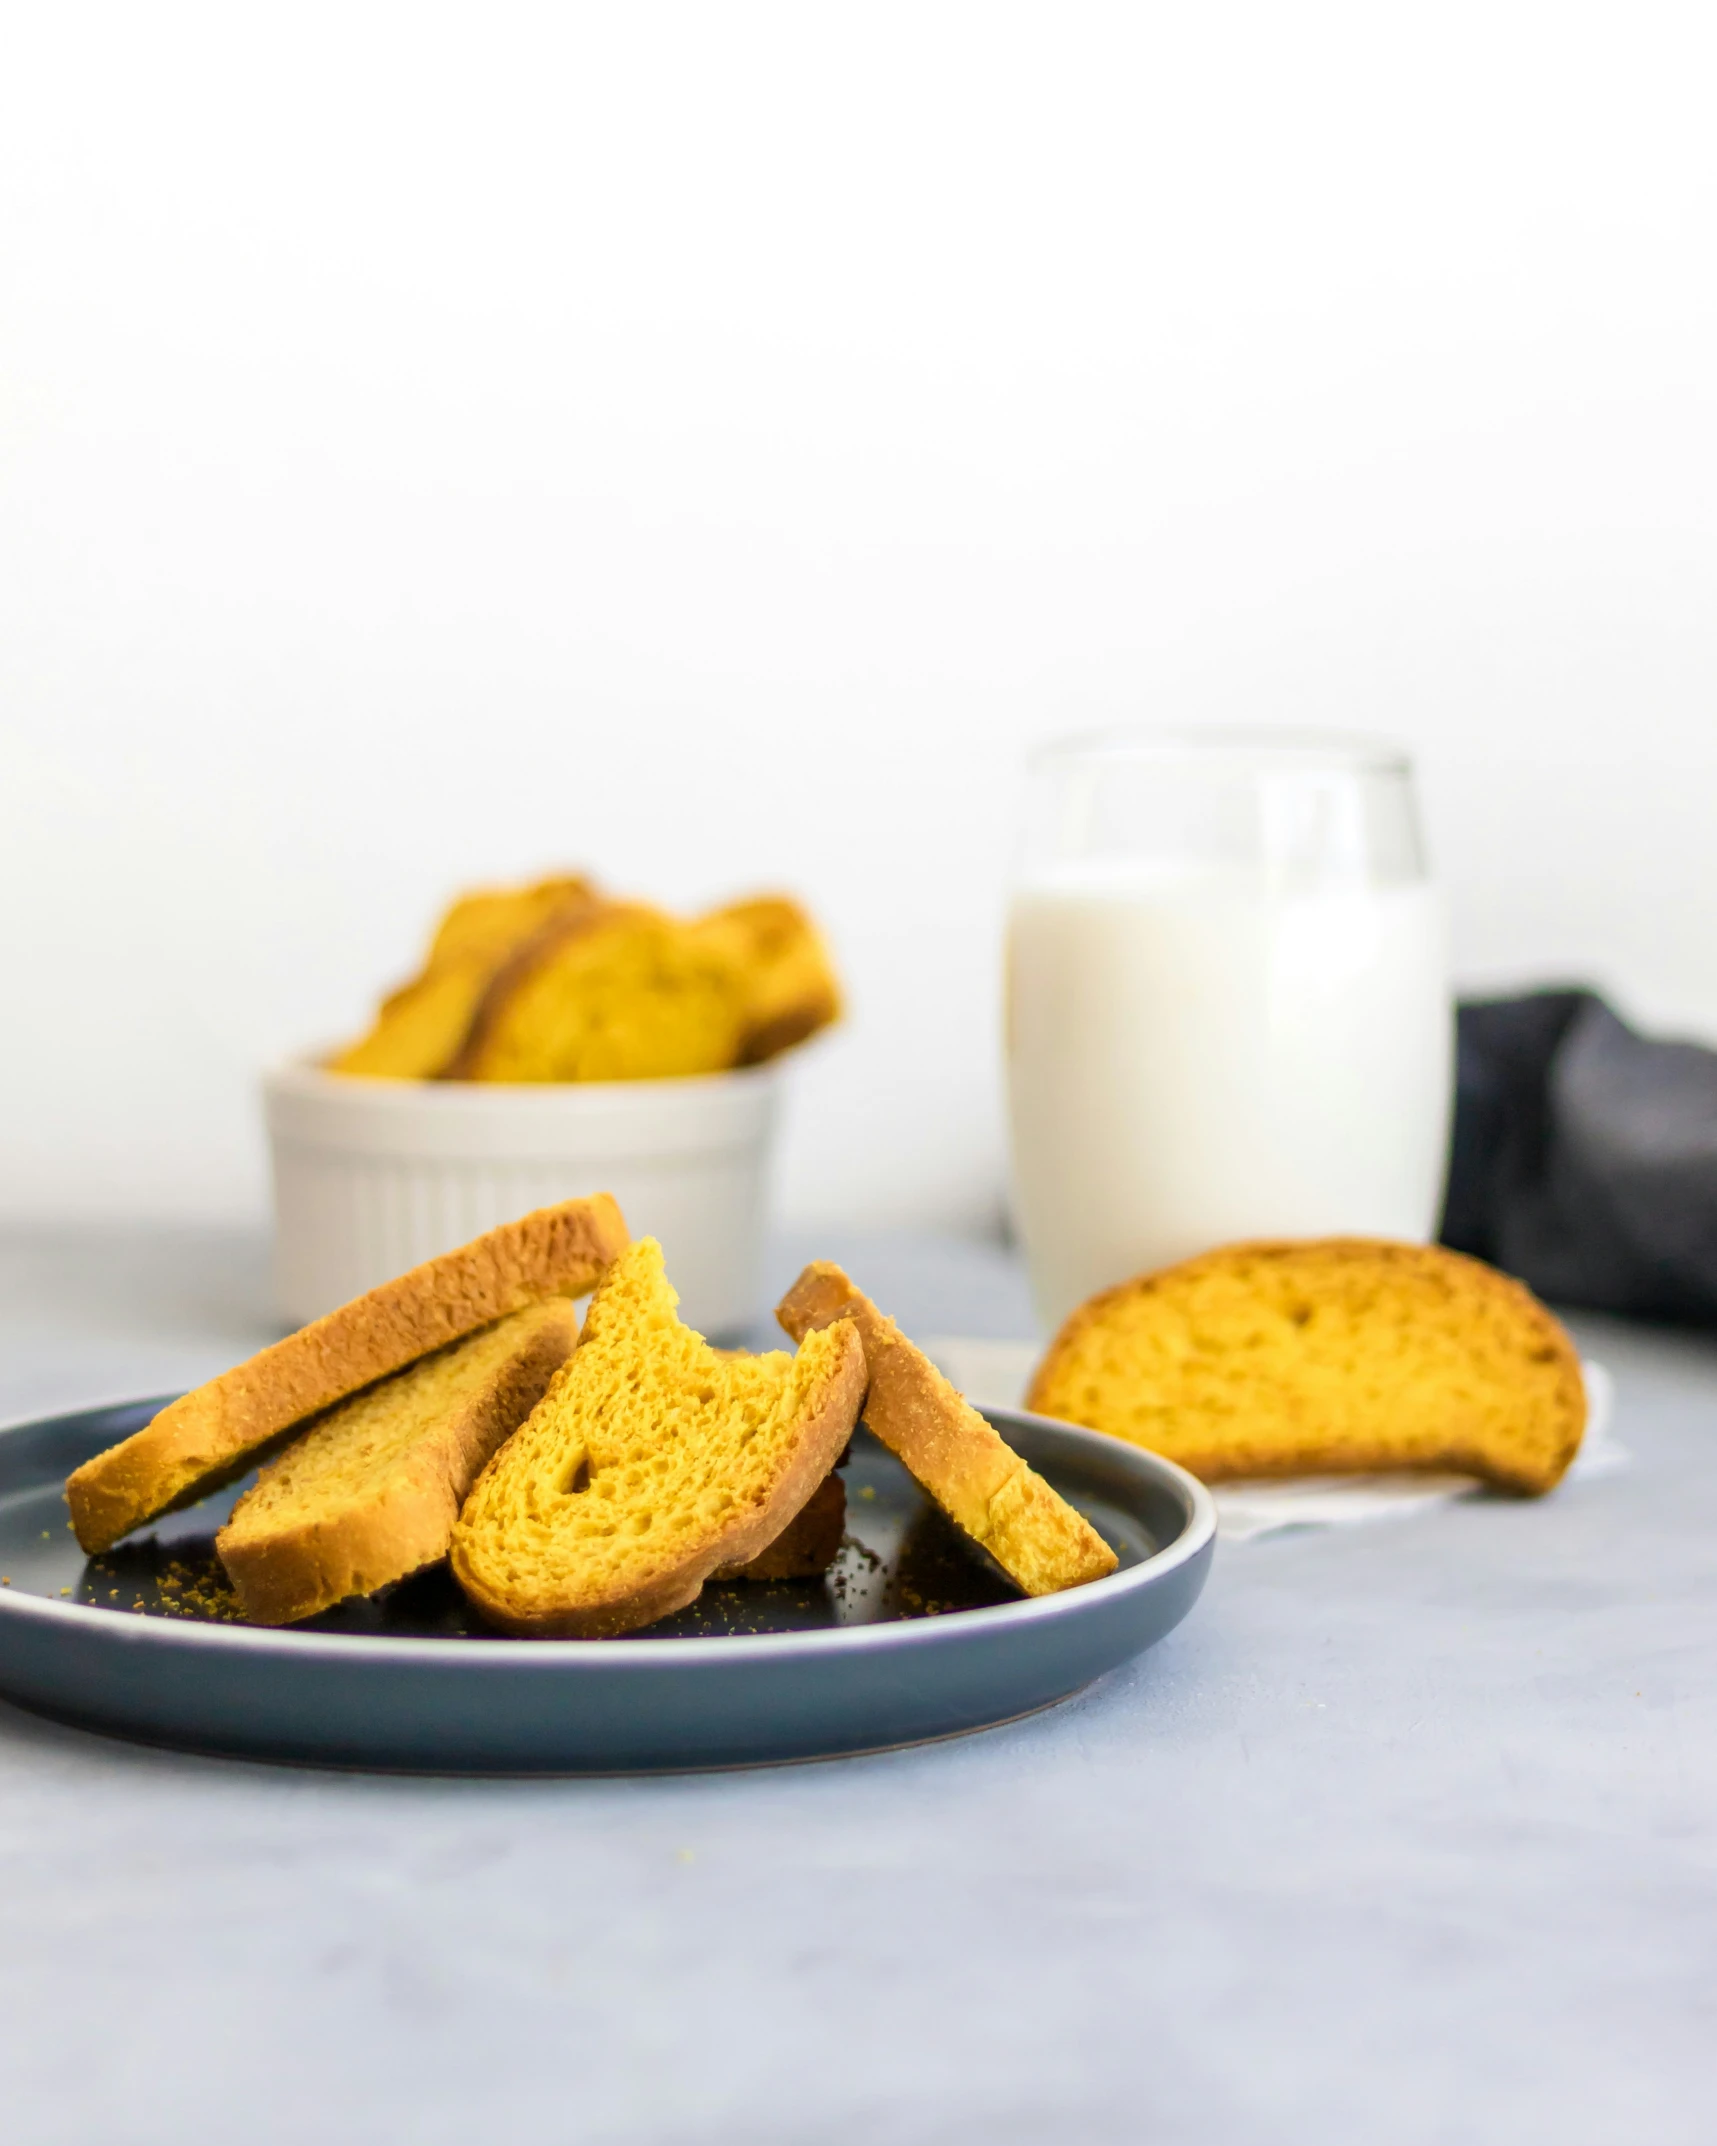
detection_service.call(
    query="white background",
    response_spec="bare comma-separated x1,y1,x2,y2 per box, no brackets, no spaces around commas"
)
2,2,1713,1231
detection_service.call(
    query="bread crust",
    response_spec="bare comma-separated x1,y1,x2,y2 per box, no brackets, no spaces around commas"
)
332,876,601,1079
776,1264,1118,1596
65,1195,629,1553
216,1301,580,1625
440,897,626,1080
736,1002,837,1066
450,891,841,1083
451,1318,866,1637
336,876,841,1084
694,894,843,1066
1026,1237,1588,1495
718,1470,847,1580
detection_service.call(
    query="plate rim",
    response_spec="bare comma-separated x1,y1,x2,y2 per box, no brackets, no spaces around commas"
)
0,1399,1217,1669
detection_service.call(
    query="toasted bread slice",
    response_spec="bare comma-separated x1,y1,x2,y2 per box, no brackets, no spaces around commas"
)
776,1264,1118,1596
449,904,748,1083
217,1301,579,1625
451,1239,865,1636
331,875,601,1079
1026,1238,1587,1495
66,1195,629,1553
331,963,511,1083
706,1339,849,1580
718,1471,847,1580
691,895,843,1064
423,876,598,970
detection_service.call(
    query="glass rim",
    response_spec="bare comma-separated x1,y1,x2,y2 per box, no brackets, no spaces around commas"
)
1028,724,1413,777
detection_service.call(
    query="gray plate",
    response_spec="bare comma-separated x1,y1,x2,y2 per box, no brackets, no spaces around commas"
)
0,1397,1215,1773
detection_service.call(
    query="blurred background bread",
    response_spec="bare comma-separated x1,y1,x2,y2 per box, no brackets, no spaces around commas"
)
268,877,841,1333
330,877,601,1080
332,874,840,1085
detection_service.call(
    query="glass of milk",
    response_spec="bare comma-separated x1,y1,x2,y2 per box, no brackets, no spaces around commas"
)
1006,728,1452,1330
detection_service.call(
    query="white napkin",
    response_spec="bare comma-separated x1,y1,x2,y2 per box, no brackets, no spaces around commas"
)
923,1338,1626,1543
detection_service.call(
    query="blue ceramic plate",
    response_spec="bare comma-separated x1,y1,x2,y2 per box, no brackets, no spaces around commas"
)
0,1396,1214,1773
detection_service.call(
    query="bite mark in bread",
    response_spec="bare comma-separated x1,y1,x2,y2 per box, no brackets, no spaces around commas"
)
451,1238,865,1636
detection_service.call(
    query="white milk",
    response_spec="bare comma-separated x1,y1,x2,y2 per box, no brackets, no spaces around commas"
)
1006,865,1452,1328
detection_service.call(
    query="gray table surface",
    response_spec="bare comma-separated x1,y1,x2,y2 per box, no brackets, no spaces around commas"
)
0,1225,1712,2146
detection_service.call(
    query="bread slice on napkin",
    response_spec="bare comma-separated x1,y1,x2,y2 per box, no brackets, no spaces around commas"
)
65,1194,630,1554
451,1238,865,1636
776,1264,1118,1596
217,1300,579,1624
1025,1238,1586,1495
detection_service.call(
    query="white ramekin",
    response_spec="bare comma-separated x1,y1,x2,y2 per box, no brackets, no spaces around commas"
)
263,1061,782,1339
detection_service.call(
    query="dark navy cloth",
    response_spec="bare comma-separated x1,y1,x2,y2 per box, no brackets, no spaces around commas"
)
1441,990,1717,1323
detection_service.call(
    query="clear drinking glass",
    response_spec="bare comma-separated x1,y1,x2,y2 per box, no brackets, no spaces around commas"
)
1006,727,1452,1330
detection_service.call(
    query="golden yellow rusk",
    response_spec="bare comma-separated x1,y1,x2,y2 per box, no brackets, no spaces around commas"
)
331,874,599,1079
451,903,749,1083
216,1302,579,1625
690,894,844,1064
329,872,843,1085
451,1239,866,1637
1026,1237,1587,1494
64,1195,629,1553
776,1262,1118,1595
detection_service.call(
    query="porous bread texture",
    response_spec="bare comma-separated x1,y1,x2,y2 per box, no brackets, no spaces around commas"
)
65,1194,630,1554
776,1264,1118,1596
451,1238,866,1636
449,904,750,1083
689,895,843,1065
331,875,599,1079
217,1301,579,1625
705,1340,849,1580
1026,1238,1587,1495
